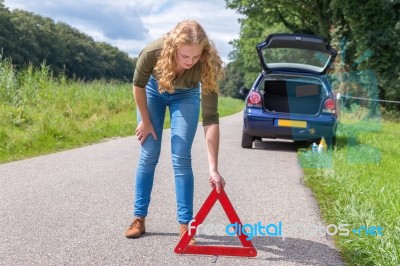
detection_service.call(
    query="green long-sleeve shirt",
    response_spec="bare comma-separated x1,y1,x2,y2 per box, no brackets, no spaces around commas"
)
133,38,219,126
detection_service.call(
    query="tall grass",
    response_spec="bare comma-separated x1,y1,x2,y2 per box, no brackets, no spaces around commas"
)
0,58,244,163
0,58,136,163
299,105,400,265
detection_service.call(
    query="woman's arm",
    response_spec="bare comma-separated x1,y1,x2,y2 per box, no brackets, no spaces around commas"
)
203,124,226,193
133,85,157,144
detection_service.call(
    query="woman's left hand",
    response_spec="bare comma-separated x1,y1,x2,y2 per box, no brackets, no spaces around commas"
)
209,171,226,193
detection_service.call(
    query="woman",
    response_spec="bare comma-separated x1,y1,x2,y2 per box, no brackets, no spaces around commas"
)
125,19,226,242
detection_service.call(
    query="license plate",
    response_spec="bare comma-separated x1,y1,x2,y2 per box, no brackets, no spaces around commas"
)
276,119,307,128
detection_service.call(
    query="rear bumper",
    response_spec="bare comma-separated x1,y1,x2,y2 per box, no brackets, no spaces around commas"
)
243,108,337,141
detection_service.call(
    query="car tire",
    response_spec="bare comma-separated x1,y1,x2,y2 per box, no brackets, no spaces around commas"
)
241,129,254,148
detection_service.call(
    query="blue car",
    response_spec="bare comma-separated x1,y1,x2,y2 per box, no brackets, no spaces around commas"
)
241,33,338,149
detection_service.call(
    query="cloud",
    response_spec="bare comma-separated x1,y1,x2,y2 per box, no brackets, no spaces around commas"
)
6,0,150,40
4,0,242,62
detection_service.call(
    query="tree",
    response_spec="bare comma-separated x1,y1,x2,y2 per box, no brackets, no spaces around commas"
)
0,5,135,81
330,0,400,110
226,0,333,38
0,1,18,60
219,56,246,99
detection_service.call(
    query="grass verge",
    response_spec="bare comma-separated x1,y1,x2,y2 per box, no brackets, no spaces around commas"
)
298,107,400,265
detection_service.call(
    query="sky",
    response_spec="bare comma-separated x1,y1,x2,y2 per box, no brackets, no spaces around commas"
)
4,0,242,63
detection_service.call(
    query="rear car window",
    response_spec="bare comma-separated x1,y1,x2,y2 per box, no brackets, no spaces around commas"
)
260,75,327,115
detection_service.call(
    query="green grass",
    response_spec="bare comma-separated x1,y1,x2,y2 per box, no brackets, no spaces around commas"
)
0,59,244,163
298,107,400,265
217,96,244,117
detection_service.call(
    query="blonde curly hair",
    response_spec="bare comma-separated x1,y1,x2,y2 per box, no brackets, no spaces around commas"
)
154,19,224,94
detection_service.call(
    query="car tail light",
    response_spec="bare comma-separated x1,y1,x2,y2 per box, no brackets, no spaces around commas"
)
323,98,336,114
247,91,262,107
324,98,336,110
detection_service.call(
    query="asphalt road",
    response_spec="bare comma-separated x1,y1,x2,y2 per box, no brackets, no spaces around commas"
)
0,111,343,265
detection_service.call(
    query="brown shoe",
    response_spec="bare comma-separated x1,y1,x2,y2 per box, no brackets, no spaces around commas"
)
180,224,196,245
125,218,145,238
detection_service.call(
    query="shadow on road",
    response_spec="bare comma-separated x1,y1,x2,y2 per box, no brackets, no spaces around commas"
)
177,234,340,265
137,232,178,238
253,139,297,152
251,236,340,265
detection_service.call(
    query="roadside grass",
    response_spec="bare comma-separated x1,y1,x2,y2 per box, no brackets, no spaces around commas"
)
298,106,400,265
0,59,244,163
217,96,244,117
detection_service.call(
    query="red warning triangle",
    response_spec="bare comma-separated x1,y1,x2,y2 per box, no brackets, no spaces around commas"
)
174,187,257,257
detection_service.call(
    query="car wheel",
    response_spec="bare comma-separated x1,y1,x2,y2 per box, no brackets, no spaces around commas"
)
241,129,254,148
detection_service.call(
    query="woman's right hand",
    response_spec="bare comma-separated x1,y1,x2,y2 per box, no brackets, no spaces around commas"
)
209,171,226,193
135,121,158,145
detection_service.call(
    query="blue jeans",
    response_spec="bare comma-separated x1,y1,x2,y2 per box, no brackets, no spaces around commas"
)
134,76,200,224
